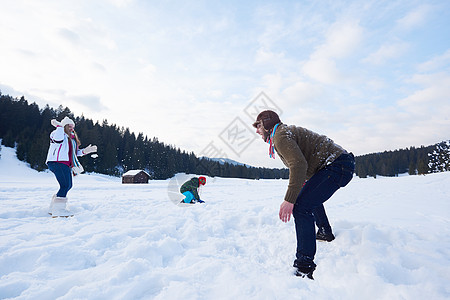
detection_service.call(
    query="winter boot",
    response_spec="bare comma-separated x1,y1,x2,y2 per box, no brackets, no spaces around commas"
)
48,194,56,215
50,197,73,218
293,259,316,280
316,227,335,242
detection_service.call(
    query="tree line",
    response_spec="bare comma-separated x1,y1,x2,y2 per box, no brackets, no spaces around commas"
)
0,92,288,180
354,146,432,178
354,140,450,178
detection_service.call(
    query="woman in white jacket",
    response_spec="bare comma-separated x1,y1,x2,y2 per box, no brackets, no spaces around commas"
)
46,116,97,217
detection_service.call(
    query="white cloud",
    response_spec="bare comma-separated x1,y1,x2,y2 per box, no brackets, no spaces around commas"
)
343,71,450,153
302,58,342,85
417,49,450,72
302,20,364,84
57,28,81,44
396,5,432,31
281,80,322,105
365,78,387,91
363,42,409,65
70,94,108,112
398,72,450,113
106,0,134,8
254,48,285,65
312,21,364,60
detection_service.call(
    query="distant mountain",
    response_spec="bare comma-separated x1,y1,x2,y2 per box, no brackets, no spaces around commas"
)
201,157,252,167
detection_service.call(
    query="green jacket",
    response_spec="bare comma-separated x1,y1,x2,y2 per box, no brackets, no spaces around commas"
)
180,177,200,199
273,124,345,204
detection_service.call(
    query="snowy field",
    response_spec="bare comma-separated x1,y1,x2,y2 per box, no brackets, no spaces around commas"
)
1,145,449,300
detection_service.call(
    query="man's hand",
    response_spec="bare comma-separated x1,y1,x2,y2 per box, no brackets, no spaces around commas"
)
279,200,294,223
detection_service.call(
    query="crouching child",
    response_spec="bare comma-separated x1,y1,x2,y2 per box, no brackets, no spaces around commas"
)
180,176,206,204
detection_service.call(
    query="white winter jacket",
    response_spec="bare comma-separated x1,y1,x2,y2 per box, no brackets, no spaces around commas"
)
46,126,84,164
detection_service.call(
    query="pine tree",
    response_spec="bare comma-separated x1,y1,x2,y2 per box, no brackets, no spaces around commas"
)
408,161,416,175
417,159,429,175
428,141,450,173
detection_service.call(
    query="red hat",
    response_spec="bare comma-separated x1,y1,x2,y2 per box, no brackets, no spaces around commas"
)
199,176,206,185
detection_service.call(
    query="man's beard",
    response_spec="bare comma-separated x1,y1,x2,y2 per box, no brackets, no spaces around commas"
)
262,130,270,142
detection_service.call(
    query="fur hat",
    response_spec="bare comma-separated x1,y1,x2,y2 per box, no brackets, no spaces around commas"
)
199,176,206,186
252,110,281,130
61,116,75,128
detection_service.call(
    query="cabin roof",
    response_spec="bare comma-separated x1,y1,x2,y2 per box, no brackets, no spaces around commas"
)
122,170,150,177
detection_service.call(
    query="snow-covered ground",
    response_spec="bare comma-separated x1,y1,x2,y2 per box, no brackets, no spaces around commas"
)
1,145,449,300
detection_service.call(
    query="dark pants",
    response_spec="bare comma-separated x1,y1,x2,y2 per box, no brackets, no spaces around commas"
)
313,204,332,233
47,162,73,197
293,153,355,263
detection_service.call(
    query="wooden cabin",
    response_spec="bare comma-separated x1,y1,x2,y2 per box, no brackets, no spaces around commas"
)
122,170,150,184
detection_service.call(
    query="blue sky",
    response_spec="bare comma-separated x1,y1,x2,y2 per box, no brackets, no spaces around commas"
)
1,0,449,168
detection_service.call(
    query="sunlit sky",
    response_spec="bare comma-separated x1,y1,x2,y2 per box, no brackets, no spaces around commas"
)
1,0,449,168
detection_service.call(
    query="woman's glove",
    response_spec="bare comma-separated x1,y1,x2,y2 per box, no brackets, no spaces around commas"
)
82,144,97,155
51,119,61,127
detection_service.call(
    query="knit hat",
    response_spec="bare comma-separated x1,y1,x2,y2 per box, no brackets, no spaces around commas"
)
199,176,206,186
252,110,281,131
61,116,75,128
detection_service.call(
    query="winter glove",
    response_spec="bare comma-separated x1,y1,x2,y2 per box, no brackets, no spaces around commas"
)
82,144,97,155
51,119,61,127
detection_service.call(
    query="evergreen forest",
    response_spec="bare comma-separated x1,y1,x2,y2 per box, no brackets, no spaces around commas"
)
355,147,431,178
